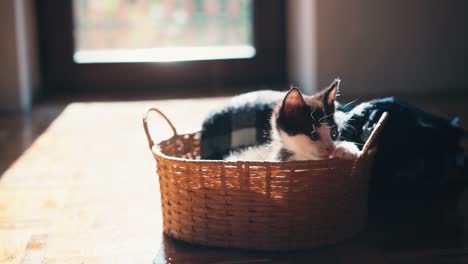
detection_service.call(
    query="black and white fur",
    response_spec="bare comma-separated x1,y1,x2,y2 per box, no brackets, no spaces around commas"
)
225,79,360,161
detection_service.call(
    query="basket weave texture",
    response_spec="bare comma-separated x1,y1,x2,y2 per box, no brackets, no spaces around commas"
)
143,108,388,251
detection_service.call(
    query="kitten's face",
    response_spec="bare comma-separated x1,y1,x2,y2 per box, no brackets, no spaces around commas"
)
275,80,340,160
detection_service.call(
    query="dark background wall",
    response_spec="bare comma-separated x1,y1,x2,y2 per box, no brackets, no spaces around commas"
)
316,0,468,96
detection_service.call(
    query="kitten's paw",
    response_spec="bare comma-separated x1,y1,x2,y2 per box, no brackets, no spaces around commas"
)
333,142,361,159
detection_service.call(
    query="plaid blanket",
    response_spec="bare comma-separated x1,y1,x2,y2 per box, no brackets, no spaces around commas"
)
200,90,283,160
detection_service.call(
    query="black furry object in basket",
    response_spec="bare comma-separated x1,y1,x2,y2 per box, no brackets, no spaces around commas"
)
200,92,466,208
340,97,466,208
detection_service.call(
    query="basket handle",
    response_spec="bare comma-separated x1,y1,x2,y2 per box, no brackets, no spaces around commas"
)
142,107,178,150
362,112,389,155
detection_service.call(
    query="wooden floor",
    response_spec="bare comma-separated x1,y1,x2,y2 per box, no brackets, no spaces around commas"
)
0,94,467,264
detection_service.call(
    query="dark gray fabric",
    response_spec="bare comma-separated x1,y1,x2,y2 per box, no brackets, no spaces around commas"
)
200,90,283,159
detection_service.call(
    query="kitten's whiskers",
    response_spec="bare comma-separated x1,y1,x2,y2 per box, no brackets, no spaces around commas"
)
341,122,358,135
338,139,364,146
340,98,359,109
310,108,317,122
318,113,334,123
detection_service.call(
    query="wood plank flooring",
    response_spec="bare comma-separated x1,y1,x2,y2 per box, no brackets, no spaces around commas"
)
0,95,466,264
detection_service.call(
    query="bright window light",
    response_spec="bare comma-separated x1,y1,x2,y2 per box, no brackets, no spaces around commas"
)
73,0,254,63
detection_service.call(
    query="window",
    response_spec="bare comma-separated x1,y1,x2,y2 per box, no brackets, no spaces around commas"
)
38,0,286,95
73,0,255,63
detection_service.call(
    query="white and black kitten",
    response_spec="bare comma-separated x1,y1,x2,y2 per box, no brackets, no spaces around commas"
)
226,79,360,161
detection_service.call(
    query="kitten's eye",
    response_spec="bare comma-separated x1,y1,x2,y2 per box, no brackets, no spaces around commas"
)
310,131,319,141
330,128,339,140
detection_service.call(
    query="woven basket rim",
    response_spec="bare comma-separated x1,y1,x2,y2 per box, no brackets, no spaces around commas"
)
150,132,374,165
143,107,388,165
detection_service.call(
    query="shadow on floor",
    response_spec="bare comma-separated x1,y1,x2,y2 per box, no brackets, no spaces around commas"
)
0,103,65,176
153,194,467,263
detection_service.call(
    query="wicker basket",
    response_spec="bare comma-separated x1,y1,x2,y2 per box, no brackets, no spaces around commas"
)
143,107,388,251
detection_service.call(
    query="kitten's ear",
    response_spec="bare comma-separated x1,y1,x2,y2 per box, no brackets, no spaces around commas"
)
282,87,306,114
322,78,340,109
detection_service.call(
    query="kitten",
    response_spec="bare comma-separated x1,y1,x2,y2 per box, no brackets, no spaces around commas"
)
225,79,360,161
